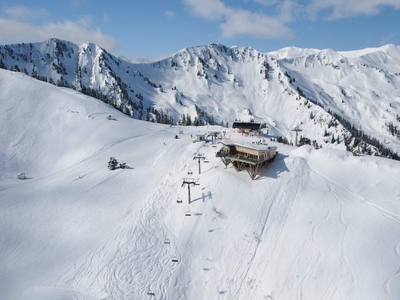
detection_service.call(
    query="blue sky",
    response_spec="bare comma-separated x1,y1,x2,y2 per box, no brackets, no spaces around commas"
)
0,0,399,62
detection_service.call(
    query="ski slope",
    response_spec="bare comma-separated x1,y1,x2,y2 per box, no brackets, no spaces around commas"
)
1,69,400,300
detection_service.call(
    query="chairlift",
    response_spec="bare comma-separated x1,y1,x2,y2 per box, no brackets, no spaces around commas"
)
164,238,170,245
187,170,193,175
177,198,183,204
171,257,179,263
147,284,155,296
185,208,191,216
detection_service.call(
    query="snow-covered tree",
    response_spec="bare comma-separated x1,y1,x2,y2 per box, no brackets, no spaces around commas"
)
108,157,118,170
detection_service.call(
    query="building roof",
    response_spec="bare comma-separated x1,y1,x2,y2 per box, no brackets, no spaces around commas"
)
235,142,277,152
232,122,261,130
220,140,277,152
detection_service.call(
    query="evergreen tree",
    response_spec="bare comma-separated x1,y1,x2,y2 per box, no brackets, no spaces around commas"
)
181,114,186,126
186,114,192,126
108,157,118,170
298,136,311,146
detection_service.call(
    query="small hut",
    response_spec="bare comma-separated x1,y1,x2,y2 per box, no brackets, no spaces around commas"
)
193,133,207,143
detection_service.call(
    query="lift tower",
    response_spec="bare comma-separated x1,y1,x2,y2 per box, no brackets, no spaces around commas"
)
291,126,302,147
182,178,199,204
193,153,206,174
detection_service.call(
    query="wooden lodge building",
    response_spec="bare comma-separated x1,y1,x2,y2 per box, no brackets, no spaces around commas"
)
216,141,278,180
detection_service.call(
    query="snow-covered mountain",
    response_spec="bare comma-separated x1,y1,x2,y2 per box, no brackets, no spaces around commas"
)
2,68,400,300
1,39,400,158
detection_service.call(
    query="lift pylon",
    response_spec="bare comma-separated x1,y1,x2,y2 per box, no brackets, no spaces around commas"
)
182,178,200,204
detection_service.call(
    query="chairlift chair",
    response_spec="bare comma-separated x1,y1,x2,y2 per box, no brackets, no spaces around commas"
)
171,257,179,263
147,284,155,296
185,208,191,216
204,160,210,163
187,170,193,175
177,198,183,204
164,238,170,245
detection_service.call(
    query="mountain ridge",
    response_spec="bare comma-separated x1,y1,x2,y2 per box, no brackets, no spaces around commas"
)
1,38,400,159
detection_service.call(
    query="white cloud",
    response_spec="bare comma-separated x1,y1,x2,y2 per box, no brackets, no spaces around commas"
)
307,0,400,20
165,10,175,20
183,0,226,21
252,0,281,6
220,9,292,39
183,0,400,40
128,52,171,63
2,5,49,20
183,0,294,39
0,16,118,51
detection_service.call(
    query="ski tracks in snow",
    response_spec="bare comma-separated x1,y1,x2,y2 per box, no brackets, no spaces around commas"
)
308,163,400,299
230,156,309,300
321,183,356,299
60,158,185,299
308,163,400,227
383,242,400,299
172,144,229,300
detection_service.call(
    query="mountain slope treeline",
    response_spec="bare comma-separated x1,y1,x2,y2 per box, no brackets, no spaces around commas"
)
1,38,400,159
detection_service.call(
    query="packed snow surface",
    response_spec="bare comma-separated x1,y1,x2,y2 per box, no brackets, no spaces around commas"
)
1,69,400,300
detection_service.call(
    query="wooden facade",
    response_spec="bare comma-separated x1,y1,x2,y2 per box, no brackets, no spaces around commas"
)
216,141,277,180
